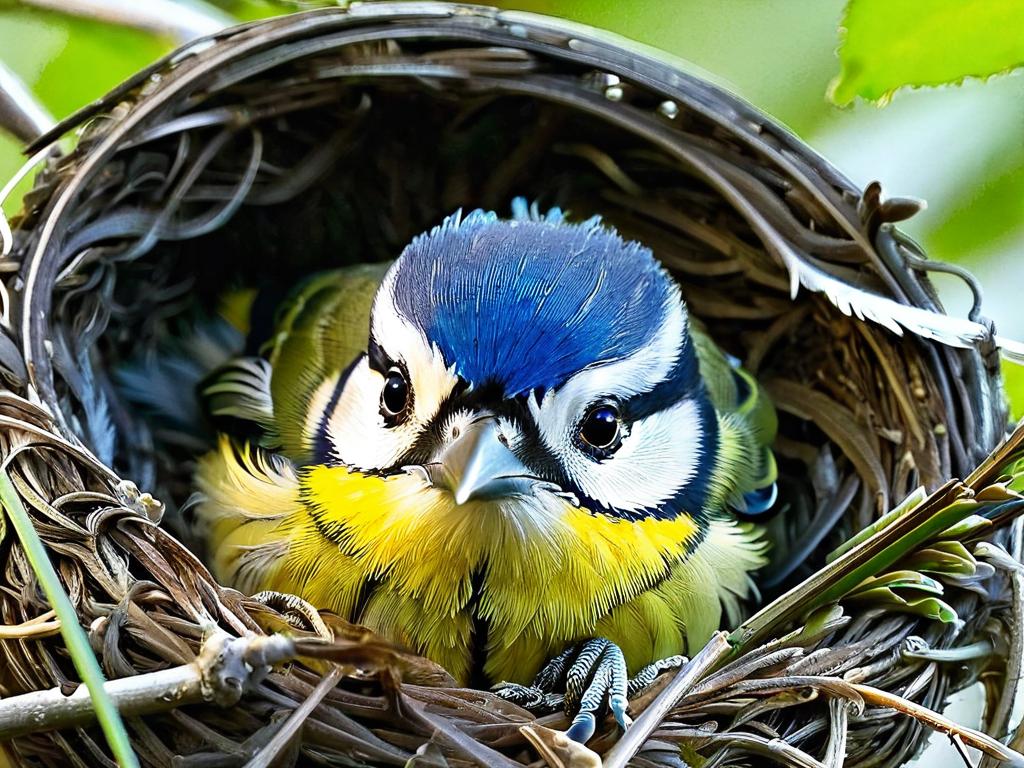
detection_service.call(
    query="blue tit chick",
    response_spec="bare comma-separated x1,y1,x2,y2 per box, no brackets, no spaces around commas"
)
195,202,778,742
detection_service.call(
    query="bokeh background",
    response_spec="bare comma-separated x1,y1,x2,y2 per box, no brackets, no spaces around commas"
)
3,0,1021,413
0,1,1020,763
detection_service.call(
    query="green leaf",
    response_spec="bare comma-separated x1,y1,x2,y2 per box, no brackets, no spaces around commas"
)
1004,361,1024,423
899,597,959,623
902,541,977,577
826,486,928,563
729,485,979,653
830,0,1024,105
937,514,991,540
849,570,944,597
844,571,958,622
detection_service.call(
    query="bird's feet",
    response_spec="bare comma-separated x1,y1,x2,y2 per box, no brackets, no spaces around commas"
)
492,638,686,742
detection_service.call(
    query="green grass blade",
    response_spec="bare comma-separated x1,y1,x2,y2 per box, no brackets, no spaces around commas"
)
0,468,138,767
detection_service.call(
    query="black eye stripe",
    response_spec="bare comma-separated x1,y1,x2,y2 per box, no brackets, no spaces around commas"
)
624,341,702,420
367,336,390,374
313,354,364,465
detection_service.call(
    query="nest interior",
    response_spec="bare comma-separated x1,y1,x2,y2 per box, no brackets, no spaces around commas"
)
0,4,1015,767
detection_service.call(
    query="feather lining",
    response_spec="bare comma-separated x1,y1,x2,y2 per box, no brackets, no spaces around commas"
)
203,356,277,440
780,244,1024,362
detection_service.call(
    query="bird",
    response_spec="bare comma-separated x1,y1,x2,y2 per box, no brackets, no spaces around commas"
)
192,199,778,741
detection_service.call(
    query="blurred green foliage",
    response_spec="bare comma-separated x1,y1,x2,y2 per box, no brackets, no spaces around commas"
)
1,0,1022,415
0,6,172,217
831,0,1024,104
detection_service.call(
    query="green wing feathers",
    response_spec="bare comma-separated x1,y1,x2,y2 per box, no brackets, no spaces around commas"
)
202,263,390,461
268,264,391,460
691,323,778,516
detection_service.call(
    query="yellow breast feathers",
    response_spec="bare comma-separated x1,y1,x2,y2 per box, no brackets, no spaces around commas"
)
196,437,765,684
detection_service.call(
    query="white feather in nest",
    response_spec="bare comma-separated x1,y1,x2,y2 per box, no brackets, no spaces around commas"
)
203,356,276,435
0,146,53,258
776,240,1024,364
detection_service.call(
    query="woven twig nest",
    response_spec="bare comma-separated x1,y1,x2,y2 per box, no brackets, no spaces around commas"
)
1,4,1021,766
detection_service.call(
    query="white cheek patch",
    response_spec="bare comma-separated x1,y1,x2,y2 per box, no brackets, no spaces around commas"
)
527,291,704,513
560,398,703,513
327,270,459,471
326,359,411,470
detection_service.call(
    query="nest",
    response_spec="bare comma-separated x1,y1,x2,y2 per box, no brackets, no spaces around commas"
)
0,3,1021,766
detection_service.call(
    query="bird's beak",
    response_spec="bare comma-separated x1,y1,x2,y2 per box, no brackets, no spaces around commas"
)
435,418,536,505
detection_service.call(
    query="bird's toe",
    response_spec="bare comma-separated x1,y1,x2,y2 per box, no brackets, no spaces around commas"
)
563,638,629,742
491,682,564,714
507,639,682,743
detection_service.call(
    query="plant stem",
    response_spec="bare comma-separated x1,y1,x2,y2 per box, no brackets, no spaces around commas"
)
0,469,138,767
851,683,1024,767
243,665,343,768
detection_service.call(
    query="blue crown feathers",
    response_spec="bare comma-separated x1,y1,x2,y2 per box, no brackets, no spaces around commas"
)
389,201,680,396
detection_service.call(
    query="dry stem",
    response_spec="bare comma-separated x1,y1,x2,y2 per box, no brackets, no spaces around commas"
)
0,633,295,740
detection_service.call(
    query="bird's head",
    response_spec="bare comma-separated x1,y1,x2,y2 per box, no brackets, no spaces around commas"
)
315,205,718,523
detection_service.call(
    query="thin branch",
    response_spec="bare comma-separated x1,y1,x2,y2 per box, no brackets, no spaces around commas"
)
0,145,57,260
18,0,234,43
399,693,526,768
0,609,60,639
671,731,825,768
822,697,850,768
0,632,296,740
0,60,55,144
243,665,344,768
850,683,1024,767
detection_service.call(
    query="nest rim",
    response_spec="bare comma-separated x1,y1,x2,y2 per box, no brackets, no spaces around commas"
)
0,4,1017,767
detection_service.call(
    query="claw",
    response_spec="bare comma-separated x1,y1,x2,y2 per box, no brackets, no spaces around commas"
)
534,644,576,692
627,654,687,697
609,692,631,731
566,711,597,743
491,682,543,708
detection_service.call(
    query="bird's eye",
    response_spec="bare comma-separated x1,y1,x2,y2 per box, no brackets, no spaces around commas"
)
580,404,621,452
381,367,410,420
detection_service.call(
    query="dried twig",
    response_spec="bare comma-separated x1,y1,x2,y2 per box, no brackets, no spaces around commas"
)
0,633,295,741
0,61,54,145
0,468,137,767
850,683,1024,767
243,665,344,768
18,0,232,42
0,609,59,639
